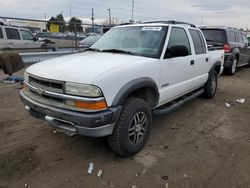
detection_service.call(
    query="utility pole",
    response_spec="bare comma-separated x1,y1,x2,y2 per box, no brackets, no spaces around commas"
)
69,4,72,18
131,0,134,23
107,9,111,26
91,8,95,33
44,13,47,21
69,0,72,18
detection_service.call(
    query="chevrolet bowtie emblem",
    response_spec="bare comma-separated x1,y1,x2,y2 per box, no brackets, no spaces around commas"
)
36,88,45,95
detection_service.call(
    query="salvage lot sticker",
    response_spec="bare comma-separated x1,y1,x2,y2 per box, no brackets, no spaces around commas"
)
142,27,162,31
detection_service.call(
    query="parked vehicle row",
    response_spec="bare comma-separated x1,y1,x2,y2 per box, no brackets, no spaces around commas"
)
20,21,225,156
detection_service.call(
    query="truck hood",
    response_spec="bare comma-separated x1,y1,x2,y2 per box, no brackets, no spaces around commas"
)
26,52,146,83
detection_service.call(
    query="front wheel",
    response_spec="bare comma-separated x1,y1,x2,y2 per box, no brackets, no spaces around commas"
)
203,70,218,99
108,97,152,157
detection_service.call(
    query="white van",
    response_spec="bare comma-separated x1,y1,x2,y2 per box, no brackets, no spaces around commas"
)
0,25,44,49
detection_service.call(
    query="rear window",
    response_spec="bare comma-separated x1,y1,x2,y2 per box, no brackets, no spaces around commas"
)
201,29,226,44
0,28,3,39
189,29,206,54
5,28,20,40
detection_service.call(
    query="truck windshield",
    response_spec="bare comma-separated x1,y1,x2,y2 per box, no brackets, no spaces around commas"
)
91,26,168,58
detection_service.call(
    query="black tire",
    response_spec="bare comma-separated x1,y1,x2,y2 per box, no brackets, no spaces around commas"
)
247,57,250,68
224,56,238,75
203,70,218,99
108,97,152,157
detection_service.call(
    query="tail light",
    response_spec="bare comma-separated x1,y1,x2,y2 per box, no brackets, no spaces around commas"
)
223,43,231,53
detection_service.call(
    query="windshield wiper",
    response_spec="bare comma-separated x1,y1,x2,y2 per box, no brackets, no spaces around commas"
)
101,49,135,55
84,48,101,52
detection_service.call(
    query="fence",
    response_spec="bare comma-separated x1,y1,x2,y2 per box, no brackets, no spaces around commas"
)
0,16,114,52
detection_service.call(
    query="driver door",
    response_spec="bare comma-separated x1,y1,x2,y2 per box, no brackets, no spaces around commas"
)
158,27,197,106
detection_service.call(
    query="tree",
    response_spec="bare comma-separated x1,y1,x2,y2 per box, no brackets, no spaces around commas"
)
68,17,83,32
55,14,66,32
46,14,66,32
46,16,56,31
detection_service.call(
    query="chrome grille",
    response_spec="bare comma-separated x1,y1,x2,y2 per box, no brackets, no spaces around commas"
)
29,76,64,94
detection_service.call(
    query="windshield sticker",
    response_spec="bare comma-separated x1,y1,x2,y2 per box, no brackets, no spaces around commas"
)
142,27,162,31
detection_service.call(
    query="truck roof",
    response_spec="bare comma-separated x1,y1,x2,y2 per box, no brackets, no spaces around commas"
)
116,20,197,29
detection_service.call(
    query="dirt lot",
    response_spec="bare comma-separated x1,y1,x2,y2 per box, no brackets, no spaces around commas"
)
0,68,250,188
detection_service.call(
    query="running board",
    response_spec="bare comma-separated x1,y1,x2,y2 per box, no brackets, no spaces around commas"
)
237,63,249,67
153,89,204,116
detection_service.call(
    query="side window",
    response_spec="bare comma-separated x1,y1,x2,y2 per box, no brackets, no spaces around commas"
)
5,28,20,40
0,28,3,39
237,32,243,43
20,30,34,40
227,31,236,42
189,29,206,54
165,27,191,58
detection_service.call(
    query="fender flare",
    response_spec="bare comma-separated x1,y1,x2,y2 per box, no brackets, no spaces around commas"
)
112,77,159,107
231,48,240,60
209,61,222,75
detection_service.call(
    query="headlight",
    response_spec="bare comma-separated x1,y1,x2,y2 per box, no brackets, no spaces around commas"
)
65,82,102,97
24,72,29,83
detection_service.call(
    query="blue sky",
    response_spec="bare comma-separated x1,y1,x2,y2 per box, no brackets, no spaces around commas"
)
0,0,250,29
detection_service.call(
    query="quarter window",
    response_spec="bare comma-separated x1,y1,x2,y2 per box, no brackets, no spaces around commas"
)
5,28,20,40
0,28,3,39
189,29,206,54
20,30,34,40
165,27,191,58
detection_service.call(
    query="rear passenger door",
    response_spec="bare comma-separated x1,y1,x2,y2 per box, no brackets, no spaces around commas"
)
242,35,250,63
236,32,249,66
189,29,210,78
5,27,24,49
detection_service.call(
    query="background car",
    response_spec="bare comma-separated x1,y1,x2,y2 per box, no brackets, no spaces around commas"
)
0,25,44,49
78,34,102,48
201,26,250,75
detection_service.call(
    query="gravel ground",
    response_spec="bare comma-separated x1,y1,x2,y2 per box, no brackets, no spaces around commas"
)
0,67,250,188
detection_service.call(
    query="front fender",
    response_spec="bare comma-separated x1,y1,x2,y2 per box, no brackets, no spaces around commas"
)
112,77,159,107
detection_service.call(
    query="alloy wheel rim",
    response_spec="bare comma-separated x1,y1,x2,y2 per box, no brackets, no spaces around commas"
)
232,59,237,73
210,75,217,94
128,112,147,145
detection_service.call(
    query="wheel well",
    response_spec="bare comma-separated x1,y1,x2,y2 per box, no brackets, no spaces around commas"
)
235,53,239,61
126,87,158,108
214,65,221,75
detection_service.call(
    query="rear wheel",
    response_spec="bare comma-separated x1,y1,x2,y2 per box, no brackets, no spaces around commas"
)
224,57,238,75
203,70,218,99
247,57,250,68
108,97,152,157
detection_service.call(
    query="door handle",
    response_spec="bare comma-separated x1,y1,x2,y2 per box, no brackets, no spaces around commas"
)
190,60,195,65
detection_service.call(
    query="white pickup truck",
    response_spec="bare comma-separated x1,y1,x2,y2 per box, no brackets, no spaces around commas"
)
20,21,224,156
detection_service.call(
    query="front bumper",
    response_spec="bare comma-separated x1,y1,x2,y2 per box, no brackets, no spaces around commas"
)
20,91,121,137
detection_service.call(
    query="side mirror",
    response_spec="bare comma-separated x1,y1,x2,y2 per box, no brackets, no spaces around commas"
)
33,37,38,41
165,45,190,59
